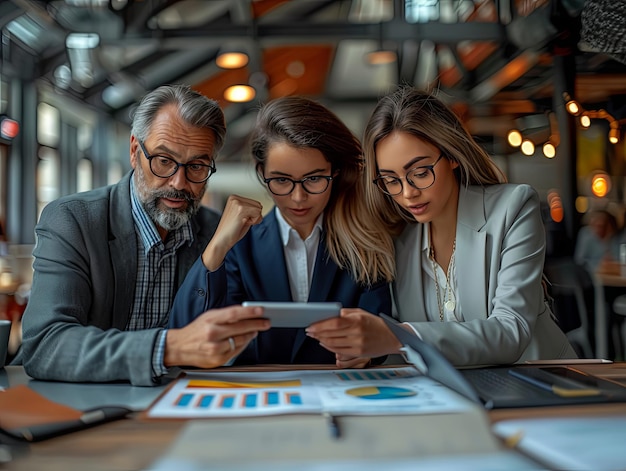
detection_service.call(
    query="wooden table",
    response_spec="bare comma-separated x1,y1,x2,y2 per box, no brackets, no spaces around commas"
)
5,363,626,471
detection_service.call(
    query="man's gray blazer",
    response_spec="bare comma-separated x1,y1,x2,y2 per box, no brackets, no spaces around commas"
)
18,171,220,386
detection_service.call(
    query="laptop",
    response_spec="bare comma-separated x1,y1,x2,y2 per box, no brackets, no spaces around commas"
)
380,313,626,409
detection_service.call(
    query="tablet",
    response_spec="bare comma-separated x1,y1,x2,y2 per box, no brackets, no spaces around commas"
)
241,301,342,328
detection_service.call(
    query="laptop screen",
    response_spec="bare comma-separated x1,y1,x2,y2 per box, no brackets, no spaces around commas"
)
380,313,482,404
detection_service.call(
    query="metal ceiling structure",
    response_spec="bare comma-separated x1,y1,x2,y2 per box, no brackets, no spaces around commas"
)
1,0,625,160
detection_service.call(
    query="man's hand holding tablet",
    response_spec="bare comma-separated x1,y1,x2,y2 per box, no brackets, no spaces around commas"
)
241,302,342,328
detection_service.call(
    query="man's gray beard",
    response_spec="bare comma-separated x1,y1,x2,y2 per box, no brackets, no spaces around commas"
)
134,165,206,231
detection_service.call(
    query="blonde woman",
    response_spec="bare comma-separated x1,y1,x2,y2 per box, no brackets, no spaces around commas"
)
308,87,576,366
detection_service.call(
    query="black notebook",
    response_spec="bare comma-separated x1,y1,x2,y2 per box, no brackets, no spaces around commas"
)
380,313,626,409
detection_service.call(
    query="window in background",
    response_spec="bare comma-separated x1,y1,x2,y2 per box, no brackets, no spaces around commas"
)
77,158,93,193
108,160,124,185
0,78,7,227
0,145,6,227
37,147,60,219
37,102,60,148
77,123,94,192
37,103,61,217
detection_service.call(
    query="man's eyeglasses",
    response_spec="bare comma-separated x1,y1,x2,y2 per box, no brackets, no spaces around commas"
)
138,139,216,184
373,154,444,196
263,175,334,196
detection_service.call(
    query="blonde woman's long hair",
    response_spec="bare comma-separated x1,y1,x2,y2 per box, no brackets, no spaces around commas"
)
250,96,395,284
363,86,507,236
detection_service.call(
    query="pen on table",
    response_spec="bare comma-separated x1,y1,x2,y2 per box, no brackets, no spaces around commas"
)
7,406,131,442
323,412,340,439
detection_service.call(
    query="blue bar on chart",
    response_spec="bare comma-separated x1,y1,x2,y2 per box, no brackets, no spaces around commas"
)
335,370,411,381
265,391,279,406
285,392,302,405
374,371,392,380
198,394,214,408
243,393,257,408
219,394,236,409
175,393,194,407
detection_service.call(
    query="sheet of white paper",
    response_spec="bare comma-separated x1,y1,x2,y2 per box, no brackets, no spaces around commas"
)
147,367,476,418
493,415,626,471
147,414,539,470
149,452,542,471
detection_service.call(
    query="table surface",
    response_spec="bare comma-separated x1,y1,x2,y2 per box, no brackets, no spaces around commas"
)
4,363,626,471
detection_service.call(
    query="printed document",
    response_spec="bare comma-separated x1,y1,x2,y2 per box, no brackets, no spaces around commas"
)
148,367,476,418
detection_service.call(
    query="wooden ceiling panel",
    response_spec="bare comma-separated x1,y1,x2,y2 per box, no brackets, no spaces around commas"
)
194,68,251,109
264,45,334,99
251,0,292,18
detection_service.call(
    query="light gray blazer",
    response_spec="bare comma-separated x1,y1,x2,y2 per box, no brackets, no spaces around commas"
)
393,183,576,366
18,171,220,386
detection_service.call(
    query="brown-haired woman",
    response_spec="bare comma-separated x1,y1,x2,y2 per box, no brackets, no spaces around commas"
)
170,96,394,367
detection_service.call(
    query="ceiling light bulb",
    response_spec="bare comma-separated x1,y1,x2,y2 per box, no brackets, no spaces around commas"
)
543,142,556,158
520,139,535,156
591,174,610,198
609,127,620,144
216,52,249,69
224,85,255,103
566,100,580,115
366,50,396,65
579,114,591,128
507,129,522,147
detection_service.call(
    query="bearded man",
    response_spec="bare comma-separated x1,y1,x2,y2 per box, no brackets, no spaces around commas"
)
17,85,269,385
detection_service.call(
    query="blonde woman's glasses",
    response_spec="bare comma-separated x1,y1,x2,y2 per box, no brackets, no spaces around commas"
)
373,154,444,196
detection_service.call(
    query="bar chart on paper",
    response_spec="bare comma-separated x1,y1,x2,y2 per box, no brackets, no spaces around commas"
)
172,389,305,411
334,369,413,381
148,368,477,418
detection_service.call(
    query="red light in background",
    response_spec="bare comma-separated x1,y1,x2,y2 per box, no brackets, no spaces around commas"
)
0,116,19,140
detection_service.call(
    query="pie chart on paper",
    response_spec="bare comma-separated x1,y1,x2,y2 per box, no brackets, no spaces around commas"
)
345,386,417,400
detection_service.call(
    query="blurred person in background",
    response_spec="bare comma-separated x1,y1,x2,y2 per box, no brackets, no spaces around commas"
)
574,209,623,273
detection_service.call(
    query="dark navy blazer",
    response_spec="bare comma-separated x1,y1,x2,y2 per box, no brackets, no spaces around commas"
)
169,209,391,364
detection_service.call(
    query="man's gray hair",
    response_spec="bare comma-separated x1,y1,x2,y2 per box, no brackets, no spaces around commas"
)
130,84,226,158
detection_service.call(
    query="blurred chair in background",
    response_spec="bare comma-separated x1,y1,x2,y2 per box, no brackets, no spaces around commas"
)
611,296,626,361
544,258,595,358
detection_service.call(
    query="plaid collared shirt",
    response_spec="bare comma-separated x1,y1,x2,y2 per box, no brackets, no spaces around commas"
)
129,178,194,376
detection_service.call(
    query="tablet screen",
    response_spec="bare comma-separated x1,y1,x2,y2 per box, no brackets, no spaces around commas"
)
242,301,342,328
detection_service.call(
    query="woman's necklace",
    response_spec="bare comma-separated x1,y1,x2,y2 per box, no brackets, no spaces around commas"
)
430,239,457,322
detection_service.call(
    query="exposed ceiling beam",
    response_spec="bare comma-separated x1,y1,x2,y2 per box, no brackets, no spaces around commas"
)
470,49,540,102
89,21,505,49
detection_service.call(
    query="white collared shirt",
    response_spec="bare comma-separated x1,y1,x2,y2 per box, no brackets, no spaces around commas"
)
275,207,323,302
421,222,463,322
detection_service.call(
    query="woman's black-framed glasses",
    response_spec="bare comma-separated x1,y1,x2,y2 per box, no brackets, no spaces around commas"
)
138,139,216,183
263,175,334,196
373,154,444,196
